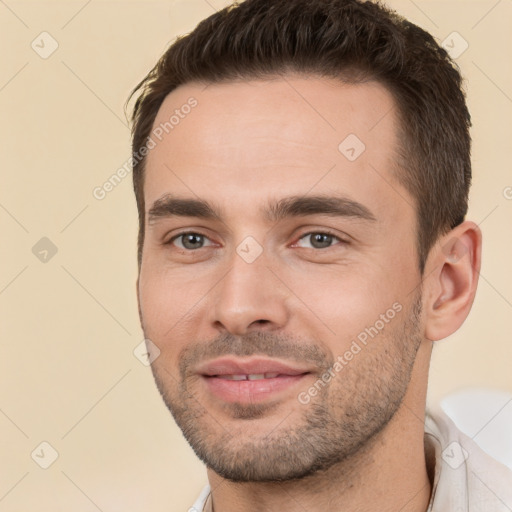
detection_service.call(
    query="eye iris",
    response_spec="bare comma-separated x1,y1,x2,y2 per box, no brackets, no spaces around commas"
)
182,234,204,249
311,233,333,249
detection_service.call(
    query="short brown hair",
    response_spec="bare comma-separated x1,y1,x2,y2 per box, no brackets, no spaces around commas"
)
127,0,471,272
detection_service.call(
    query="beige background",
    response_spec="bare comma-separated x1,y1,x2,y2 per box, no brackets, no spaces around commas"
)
1,0,511,510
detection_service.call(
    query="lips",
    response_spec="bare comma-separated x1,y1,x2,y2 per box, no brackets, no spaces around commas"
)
197,357,311,378
218,373,280,381
197,357,311,404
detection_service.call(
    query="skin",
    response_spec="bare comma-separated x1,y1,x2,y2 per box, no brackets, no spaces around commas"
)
137,75,482,511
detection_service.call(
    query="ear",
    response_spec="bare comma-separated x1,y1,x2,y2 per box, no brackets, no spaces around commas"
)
423,221,482,341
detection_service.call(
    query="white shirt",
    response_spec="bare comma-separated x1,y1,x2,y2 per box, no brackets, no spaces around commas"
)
190,410,512,511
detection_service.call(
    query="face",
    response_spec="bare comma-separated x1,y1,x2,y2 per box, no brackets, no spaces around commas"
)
138,76,424,482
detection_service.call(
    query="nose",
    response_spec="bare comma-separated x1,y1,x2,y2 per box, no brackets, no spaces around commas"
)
210,249,290,336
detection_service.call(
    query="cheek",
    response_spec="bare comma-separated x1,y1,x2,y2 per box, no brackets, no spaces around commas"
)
138,262,212,343
138,266,178,336
284,264,400,330
278,265,411,367
138,272,189,376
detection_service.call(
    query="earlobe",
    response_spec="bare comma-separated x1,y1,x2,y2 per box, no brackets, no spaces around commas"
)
424,221,482,341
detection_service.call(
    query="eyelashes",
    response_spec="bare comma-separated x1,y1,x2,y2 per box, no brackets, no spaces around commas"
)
293,231,345,249
167,230,347,251
168,232,215,250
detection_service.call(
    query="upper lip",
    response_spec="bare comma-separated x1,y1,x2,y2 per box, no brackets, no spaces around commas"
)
197,357,312,377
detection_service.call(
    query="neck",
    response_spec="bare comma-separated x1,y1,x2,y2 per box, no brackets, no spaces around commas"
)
206,343,433,512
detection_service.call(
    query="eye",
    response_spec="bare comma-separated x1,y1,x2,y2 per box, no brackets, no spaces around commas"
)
169,232,214,250
295,232,344,249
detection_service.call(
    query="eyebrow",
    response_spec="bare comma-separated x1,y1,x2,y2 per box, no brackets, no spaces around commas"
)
265,195,377,223
147,194,377,224
148,195,221,223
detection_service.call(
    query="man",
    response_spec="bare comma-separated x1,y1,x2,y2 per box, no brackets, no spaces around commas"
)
127,0,512,510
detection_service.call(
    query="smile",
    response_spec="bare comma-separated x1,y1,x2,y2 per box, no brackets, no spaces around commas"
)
215,373,280,380
197,357,313,404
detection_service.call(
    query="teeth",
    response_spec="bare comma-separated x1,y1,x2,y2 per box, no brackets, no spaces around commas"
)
219,373,281,380
247,374,265,380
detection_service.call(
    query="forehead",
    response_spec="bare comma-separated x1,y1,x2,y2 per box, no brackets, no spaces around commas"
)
143,75,410,224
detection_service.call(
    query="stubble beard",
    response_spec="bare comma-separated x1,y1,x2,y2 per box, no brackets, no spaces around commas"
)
148,294,423,483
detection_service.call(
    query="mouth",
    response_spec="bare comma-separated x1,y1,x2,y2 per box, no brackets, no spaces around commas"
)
197,357,312,404
214,373,284,380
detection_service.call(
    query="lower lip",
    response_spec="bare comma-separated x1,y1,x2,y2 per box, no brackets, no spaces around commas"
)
202,374,309,404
